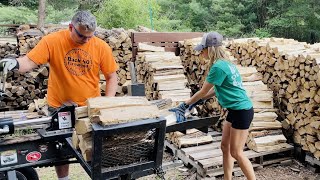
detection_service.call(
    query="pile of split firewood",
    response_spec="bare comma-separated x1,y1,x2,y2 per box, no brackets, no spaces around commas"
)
166,129,214,149
17,29,43,55
72,96,160,161
0,66,48,109
136,50,191,105
227,38,320,158
95,28,133,95
0,43,18,58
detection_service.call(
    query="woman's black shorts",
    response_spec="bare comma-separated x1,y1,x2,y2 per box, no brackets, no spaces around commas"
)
226,107,254,130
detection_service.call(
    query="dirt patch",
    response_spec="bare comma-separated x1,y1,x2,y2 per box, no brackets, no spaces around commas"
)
215,160,319,180
36,163,90,180
143,160,320,180
36,156,319,180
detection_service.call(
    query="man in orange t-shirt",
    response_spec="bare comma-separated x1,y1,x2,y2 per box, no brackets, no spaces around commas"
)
0,11,118,180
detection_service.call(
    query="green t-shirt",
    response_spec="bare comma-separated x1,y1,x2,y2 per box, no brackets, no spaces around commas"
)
206,59,252,110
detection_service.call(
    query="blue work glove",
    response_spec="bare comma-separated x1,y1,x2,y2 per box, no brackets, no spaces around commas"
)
169,102,189,123
188,99,205,111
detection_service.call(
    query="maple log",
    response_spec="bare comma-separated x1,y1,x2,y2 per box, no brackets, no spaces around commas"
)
87,96,150,117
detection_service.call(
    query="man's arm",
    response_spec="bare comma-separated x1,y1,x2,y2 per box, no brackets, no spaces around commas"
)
104,72,118,97
17,56,38,73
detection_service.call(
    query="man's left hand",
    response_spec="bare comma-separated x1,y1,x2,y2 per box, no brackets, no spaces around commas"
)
188,99,205,111
169,102,189,123
0,58,19,74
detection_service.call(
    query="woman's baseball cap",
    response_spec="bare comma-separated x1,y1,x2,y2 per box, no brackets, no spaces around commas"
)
194,32,223,51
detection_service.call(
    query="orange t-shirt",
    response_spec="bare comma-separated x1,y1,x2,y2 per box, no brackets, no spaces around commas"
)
27,29,119,107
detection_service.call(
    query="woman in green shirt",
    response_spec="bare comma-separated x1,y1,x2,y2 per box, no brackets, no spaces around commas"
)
170,32,256,180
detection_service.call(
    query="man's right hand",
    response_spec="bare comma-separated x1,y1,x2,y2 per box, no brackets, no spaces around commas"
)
0,58,19,74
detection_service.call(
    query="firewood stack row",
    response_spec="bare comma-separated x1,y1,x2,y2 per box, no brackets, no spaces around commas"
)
166,129,214,148
17,29,43,55
237,66,290,152
0,66,48,110
95,28,134,95
135,51,191,105
72,96,160,161
226,38,320,158
0,43,18,58
16,24,68,55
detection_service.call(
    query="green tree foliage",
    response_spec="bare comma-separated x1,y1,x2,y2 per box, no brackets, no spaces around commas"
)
209,0,246,37
95,0,151,29
266,0,320,42
45,5,77,24
9,0,38,9
152,0,192,31
47,0,78,11
0,0,78,24
77,0,104,12
95,0,188,31
1,0,320,43
7,0,78,10
156,0,320,42
156,0,256,37
0,6,37,24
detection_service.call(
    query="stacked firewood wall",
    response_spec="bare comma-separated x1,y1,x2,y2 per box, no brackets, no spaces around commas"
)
73,96,160,161
0,35,48,110
0,43,18,58
17,29,43,55
0,66,48,109
179,38,226,128
135,51,191,105
95,28,133,95
226,38,320,159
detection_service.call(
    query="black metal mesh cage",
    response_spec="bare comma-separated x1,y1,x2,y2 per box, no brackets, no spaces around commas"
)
101,129,156,168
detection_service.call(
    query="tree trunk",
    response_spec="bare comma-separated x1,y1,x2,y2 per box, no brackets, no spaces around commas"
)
37,0,46,30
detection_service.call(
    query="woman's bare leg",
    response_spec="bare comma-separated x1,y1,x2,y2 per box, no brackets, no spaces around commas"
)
221,121,234,180
230,128,256,180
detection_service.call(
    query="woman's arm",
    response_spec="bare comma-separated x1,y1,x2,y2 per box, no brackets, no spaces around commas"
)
185,81,213,105
202,87,215,100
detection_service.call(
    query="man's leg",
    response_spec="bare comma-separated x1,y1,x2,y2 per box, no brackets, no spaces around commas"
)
220,121,234,180
49,106,70,180
229,128,256,180
55,164,69,179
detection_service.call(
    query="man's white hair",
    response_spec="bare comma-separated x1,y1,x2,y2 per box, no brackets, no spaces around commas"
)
71,10,97,31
